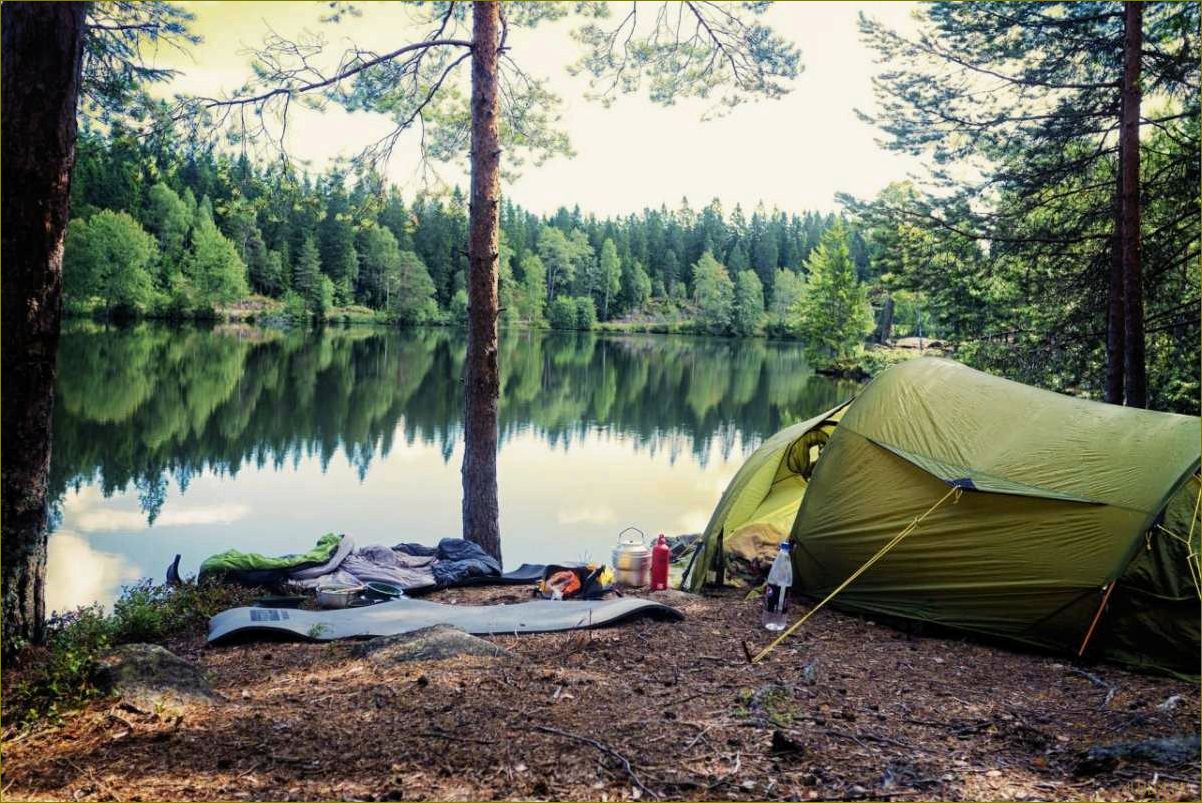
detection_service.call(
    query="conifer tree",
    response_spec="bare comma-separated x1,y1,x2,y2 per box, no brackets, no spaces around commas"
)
795,221,874,363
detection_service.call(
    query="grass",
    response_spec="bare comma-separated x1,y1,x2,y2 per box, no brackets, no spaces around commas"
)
2,580,256,730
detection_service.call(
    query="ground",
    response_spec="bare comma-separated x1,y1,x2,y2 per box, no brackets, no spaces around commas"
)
2,587,1198,802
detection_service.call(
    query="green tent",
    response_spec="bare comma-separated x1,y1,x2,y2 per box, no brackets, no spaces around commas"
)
685,358,1200,676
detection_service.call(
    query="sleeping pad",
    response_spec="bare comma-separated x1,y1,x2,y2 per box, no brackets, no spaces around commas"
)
208,596,685,644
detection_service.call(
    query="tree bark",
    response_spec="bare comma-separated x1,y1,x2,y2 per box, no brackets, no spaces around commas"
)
1,2,86,651
875,293,894,344
1105,140,1125,405
1119,1,1145,408
461,0,502,562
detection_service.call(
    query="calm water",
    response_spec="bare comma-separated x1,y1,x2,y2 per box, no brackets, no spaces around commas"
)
46,322,857,612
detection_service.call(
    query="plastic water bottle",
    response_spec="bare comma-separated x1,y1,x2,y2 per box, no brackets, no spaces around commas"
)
762,542,793,631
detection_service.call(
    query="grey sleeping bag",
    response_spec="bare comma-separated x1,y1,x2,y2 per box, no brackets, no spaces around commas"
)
208,596,684,644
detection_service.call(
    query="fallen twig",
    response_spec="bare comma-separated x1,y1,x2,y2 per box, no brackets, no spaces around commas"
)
533,724,659,799
1067,667,1117,709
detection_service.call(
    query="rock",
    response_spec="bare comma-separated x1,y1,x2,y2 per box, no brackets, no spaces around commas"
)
1075,734,1201,775
646,589,694,607
351,625,512,663
770,729,805,755
97,644,221,713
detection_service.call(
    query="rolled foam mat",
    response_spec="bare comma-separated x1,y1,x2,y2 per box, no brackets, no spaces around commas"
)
208,596,684,644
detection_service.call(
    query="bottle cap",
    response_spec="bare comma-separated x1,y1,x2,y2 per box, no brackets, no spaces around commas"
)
779,542,790,550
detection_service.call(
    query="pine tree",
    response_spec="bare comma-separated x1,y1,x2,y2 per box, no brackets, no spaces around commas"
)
292,235,322,308
795,221,874,363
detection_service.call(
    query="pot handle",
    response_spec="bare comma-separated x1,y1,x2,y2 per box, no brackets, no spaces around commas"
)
617,525,646,545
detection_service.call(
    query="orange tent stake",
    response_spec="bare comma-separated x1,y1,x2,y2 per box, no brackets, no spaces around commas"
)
1077,581,1117,657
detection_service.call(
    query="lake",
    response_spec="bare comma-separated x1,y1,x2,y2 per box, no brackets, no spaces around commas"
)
46,322,858,612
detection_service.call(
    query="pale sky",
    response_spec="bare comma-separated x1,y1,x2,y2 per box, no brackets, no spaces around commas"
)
157,1,923,216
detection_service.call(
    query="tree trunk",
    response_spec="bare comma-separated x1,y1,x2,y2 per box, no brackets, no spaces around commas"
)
875,293,894,344
1105,141,1125,405
461,0,502,562
1,2,86,652
1119,0,1146,408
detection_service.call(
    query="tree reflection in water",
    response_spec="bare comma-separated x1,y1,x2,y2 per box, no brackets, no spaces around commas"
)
51,322,858,524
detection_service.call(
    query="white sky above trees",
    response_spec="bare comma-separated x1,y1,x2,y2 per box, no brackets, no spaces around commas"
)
158,1,922,216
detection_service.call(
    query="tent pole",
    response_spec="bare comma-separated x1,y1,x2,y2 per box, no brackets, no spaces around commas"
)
1077,581,1117,657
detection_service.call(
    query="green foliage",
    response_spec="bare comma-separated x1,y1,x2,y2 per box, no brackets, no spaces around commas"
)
292,236,323,314
517,253,547,325
282,291,309,324
538,226,576,302
622,259,652,313
768,268,805,336
68,126,865,331
547,296,598,331
547,296,578,330
357,223,402,308
183,201,248,304
143,182,191,269
63,210,158,313
733,270,765,336
575,297,597,331
392,250,438,324
314,276,336,320
5,580,253,728
795,221,875,364
597,238,621,317
449,289,469,324
692,251,735,334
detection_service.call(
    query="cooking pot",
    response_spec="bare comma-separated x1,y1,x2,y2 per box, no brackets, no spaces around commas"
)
315,583,365,609
612,527,652,588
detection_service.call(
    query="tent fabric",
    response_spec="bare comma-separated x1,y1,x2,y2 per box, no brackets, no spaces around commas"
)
686,357,1200,676
838,358,1198,515
683,402,849,591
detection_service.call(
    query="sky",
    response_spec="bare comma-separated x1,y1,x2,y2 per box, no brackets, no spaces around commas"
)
155,1,923,217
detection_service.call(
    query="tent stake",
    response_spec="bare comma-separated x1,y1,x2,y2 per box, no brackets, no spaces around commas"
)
1077,581,1116,657
749,486,961,665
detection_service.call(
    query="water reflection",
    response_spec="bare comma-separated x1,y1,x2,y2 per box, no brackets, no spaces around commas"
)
49,322,857,607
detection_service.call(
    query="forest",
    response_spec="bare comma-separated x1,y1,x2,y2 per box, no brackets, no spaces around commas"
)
67,123,881,339
66,91,1200,416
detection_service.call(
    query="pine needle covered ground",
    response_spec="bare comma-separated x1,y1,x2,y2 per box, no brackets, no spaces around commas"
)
2,586,1197,802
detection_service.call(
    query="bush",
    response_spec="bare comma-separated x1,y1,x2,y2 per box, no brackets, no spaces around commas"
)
4,580,255,729
282,291,309,324
548,296,577,330
547,296,596,330
574,297,597,330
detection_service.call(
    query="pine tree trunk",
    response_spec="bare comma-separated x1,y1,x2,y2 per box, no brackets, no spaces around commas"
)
1119,0,1146,408
1,2,86,652
461,0,502,562
875,293,894,344
1105,141,1125,405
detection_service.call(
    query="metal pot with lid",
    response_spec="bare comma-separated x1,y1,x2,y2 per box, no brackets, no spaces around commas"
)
612,527,652,588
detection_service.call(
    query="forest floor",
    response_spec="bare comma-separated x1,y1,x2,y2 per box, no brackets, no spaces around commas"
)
2,586,1197,802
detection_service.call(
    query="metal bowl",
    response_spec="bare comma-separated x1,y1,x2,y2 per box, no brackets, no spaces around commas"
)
315,584,364,609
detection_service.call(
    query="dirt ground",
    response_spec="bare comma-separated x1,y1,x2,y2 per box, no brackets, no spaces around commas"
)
2,587,1198,802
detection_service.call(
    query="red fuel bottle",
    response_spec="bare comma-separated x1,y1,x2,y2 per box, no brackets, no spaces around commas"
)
650,533,670,591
